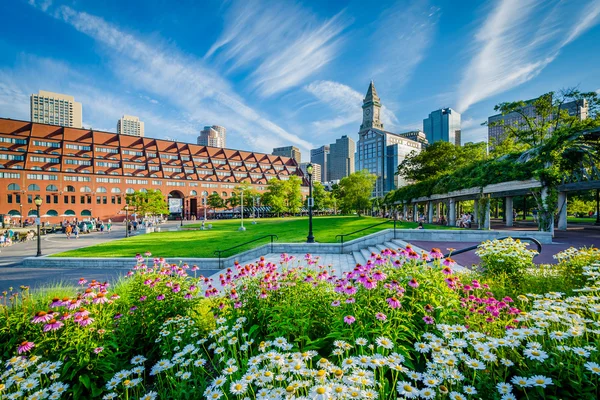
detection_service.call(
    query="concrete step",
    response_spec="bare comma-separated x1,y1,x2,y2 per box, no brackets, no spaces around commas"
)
352,251,366,266
383,241,397,251
367,246,381,256
375,244,389,253
360,248,372,263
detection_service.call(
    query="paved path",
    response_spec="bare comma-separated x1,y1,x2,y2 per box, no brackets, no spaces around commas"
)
0,221,184,291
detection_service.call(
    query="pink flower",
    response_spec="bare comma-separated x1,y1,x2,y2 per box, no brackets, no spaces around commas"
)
372,271,387,281
74,308,90,318
423,316,434,324
442,258,456,268
18,341,34,354
79,316,94,327
442,267,453,275
139,295,147,302
78,278,87,285
408,278,419,288
92,293,109,304
184,293,193,300
43,319,64,332
344,285,357,295
94,347,104,354
429,248,443,259
344,315,356,325
375,312,387,321
386,297,402,309
50,298,63,308
363,278,377,290
345,297,355,304
114,313,123,320
331,300,341,307
31,311,53,324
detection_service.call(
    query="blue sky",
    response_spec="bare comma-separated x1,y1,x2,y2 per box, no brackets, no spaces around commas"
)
1,0,599,161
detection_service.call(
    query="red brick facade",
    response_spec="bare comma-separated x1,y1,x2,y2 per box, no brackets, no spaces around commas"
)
0,118,305,222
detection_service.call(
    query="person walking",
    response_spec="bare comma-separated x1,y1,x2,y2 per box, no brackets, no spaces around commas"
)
100,222,105,233
107,219,112,232
65,224,72,239
73,223,80,239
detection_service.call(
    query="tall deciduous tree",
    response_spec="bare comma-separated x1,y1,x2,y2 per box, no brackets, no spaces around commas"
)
338,170,377,216
207,193,224,214
285,175,303,215
397,141,487,183
263,178,287,216
312,181,331,212
126,190,169,216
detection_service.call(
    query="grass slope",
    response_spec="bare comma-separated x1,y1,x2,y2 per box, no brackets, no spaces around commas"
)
53,216,450,258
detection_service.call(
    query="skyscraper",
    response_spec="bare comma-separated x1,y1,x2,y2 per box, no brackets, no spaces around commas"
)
356,82,423,197
299,162,322,183
310,145,330,182
30,90,82,128
488,97,588,149
117,115,145,137
198,125,226,148
272,146,301,164
329,135,355,181
423,108,461,146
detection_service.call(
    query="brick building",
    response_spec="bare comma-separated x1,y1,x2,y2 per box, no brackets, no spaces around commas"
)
0,118,305,222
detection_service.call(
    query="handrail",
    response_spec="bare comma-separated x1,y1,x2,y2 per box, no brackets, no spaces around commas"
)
336,219,397,254
214,234,278,268
442,236,543,259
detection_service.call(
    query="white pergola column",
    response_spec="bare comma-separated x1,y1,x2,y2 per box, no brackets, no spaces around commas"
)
505,196,514,227
403,202,408,220
483,198,491,230
558,192,568,231
448,199,456,227
427,201,433,224
473,200,479,224
413,203,419,222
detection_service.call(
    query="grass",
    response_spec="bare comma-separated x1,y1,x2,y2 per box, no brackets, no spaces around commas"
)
516,216,597,223
52,216,453,258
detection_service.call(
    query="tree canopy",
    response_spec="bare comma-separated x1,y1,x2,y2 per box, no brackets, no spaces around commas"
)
126,190,169,216
337,170,377,216
262,176,303,215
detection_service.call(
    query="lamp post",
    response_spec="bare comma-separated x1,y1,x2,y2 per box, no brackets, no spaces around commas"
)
252,195,257,224
596,189,600,226
306,163,315,243
124,195,129,238
34,196,42,257
180,197,185,227
203,195,207,221
239,189,246,231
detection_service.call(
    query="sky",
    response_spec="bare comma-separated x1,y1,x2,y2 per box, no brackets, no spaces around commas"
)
1,0,599,161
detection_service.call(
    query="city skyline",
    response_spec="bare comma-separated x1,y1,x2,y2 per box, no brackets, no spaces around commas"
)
1,0,599,161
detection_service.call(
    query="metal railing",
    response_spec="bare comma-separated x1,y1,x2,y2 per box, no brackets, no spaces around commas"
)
214,234,278,268
442,236,543,259
335,219,397,254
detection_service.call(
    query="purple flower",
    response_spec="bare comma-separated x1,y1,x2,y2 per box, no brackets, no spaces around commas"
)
139,296,147,302
375,312,387,321
94,347,104,354
18,341,34,354
43,319,64,332
386,297,402,309
423,316,434,325
408,278,419,288
114,313,123,320
331,300,341,307
344,315,356,325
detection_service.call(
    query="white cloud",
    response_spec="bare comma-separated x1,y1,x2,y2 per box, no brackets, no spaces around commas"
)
369,1,439,88
304,80,400,132
206,0,350,97
457,0,600,112
32,4,315,155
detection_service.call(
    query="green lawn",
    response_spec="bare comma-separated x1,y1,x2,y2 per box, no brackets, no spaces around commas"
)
53,216,451,258
518,216,597,224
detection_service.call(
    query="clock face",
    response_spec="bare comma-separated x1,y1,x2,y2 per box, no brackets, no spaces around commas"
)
365,108,371,116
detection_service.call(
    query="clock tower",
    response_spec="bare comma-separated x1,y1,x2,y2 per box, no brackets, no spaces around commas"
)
360,81,384,132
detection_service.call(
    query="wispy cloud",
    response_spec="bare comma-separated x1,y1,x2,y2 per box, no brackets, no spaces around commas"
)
25,3,315,155
305,80,399,132
457,0,600,112
368,1,439,88
206,0,350,97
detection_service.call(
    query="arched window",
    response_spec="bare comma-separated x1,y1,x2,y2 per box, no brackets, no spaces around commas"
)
190,190,197,196
64,210,76,216
140,188,148,193
111,188,121,193
28,209,38,217
81,210,92,217
222,191,227,197
80,186,92,193
202,191,208,196
46,184,58,192
212,191,218,195
66,185,75,192
126,188,134,194
7,183,20,191
45,209,58,217
96,186,107,193
28,184,40,191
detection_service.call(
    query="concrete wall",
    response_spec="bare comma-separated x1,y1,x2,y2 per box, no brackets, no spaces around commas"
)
22,228,552,269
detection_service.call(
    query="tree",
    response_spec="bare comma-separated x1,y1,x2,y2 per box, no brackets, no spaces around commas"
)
126,190,169,216
397,141,487,183
312,181,331,212
338,170,377,216
262,178,287,216
284,175,303,214
207,193,224,215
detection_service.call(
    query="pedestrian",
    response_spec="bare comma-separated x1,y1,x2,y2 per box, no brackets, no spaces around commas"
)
100,222,105,233
65,224,72,239
107,219,112,232
73,224,79,239
127,220,132,235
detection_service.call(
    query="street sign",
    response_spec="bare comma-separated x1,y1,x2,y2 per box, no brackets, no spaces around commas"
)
307,197,314,207
35,218,41,226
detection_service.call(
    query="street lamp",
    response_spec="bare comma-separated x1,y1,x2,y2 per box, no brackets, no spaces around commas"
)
596,189,600,226
34,196,42,257
123,194,129,238
239,189,246,231
203,194,207,222
181,197,185,227
306,163,315,243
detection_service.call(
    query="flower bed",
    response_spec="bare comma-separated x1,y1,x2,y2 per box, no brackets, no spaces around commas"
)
1,242,599,399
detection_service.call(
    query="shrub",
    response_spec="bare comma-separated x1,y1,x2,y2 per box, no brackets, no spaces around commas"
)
475,237,538,284
554,246,600,286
